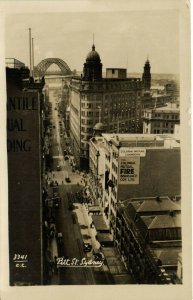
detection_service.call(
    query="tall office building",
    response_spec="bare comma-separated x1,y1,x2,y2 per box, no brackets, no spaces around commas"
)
69,44,143,170
6,60,45,285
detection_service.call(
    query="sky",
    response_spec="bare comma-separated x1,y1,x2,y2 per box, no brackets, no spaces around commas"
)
5,10,179,74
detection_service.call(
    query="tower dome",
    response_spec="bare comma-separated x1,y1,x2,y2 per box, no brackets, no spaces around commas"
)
93,122,106,136
83,44,102,81
86,45,101,62
93,122,105,131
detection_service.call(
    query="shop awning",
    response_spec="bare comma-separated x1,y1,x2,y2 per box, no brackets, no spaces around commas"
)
97,232,113,242
92,215,109,232
88,206,101,214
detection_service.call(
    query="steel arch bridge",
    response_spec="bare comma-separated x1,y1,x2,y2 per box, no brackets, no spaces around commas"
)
34,58,72,77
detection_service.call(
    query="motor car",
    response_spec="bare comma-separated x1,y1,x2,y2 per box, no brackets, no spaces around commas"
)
64,155,69,160
65,176,71,183
93,249,105,261
56,165,61,171
54,197,61,208
68,201,74,210
83,242,92,252
57,232,63,245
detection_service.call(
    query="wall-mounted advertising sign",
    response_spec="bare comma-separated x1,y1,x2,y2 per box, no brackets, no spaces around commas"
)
7,83,42,285
118,156,140,185
119,147,146,157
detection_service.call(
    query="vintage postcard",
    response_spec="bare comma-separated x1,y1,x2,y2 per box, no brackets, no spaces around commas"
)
0,0,191,299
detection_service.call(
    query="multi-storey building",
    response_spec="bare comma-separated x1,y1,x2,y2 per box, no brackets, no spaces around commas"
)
142,102,180,134
101,134,181,235
89,133,106,204
69,44,143,170
141,92,172,110
116,197,182,284
165,81,180,100
6,60,45,285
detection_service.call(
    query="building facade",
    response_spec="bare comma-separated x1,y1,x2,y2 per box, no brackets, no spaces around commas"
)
7,63,45,285
141,92,172,110
115,197,182,284
89,134,105,205
69,44,143,170
142,102,180,134
100,134,181,235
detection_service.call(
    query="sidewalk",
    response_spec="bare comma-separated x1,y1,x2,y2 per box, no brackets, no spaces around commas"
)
75,201,134,283
102,247,134,284
75,203,101,255
49,236,59,285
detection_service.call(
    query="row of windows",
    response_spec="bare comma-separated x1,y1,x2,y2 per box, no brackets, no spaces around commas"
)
81,102,101,109
111,196,117,208
153,122,174,128
107,112,136,121
81,142,89,150
112,161,118,173
70,103,79,115
105,154,111,162
81,126,93,133
103,83,141,91
112,174,118,187
81,119,93,125
153,129,174,134
105,93,139,100
81,92,140,103
104,101,136,109
81,111,99,117
82,94,101,101
154,113,179,119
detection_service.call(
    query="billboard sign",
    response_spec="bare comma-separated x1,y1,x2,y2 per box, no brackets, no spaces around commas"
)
118,156,140,184
119,147,146,157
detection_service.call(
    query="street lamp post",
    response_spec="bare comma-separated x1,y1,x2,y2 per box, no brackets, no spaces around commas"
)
95,150,100,205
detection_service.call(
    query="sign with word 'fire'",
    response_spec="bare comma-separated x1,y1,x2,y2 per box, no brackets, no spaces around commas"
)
119,156,140,184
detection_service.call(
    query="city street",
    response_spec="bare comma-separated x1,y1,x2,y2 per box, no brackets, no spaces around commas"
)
46,85,114,284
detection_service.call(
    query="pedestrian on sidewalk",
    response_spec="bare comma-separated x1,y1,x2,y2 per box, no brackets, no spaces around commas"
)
51,261,55,275
54,256,58,273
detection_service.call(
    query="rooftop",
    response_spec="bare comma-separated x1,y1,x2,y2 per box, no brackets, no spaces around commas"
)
144,101,180,112
152,247,181,266
90,136,105,150
154,105,180,112
151,85,165,90
131,198,181,213
102,134,180,149
141,214,181,229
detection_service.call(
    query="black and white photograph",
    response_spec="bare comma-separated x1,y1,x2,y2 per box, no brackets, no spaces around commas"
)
0,0,191,299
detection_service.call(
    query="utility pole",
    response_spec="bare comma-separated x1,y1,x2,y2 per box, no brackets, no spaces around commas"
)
117,119,119,133
98,106,101,123
29,28,32,77
32,37,34,77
